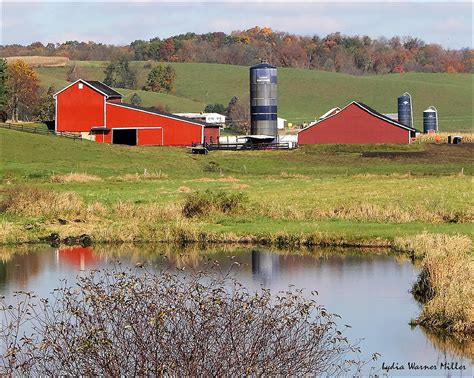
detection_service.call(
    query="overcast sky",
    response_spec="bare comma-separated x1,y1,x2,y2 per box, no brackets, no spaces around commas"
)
1,1,472,49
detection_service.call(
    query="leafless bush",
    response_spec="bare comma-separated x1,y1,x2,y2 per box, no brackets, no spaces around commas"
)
1,266,369,376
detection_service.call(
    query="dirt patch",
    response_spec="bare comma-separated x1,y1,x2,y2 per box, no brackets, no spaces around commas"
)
177,186,193,193
228,184,250,189
192,177,241,183
361,144,474,163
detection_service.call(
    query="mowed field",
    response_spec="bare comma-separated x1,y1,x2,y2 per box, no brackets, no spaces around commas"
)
34,61,473,132
1,129,473,244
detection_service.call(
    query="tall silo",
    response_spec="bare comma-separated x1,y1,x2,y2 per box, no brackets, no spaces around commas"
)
250,63,277,136
397,92,413,128
423,106,438,133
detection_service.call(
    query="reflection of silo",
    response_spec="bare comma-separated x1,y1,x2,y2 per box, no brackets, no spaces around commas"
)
251,250,280,284
397,92,413,128
423,106,438,134
250,63,277,136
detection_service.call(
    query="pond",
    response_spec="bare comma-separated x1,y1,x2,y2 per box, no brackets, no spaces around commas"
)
0,245,472,375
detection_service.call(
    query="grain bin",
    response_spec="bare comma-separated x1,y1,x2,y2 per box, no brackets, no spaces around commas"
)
250,63,277,136
397,92,413,128
423,106,438,134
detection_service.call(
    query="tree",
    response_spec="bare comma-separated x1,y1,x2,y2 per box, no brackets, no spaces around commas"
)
130,93,142,106
0,58,8,121
144,65,176,93
204,103,226,114
7,59,40,122
36,86,56,121
66,65,84,82
103,59,137,89
226,96,250,133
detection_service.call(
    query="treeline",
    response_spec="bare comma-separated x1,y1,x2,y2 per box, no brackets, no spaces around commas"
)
1,27,472,74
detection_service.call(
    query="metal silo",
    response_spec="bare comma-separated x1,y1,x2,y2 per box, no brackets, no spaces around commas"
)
423,106,438,133
250,63,277,136
397,92,413,128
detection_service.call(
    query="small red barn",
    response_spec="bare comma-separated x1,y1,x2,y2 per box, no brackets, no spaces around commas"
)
54,79,219,146
298,101,416,144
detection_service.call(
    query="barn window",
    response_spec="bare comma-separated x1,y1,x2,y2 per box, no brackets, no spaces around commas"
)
78,83,83,89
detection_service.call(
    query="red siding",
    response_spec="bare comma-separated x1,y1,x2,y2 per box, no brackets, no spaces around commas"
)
204,127,220,143
298,103,410,144
56,83,105,132
137,128,163,146
106,103,203,146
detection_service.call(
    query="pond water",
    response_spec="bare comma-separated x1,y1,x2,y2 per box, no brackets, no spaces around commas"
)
1,245,472,376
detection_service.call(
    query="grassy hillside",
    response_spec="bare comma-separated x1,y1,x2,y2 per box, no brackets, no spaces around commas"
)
34,61,473,132
1,129,473,246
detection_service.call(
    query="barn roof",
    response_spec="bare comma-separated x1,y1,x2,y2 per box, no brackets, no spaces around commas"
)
53,79,123,99
300,101,417,133
107,102,219,128
84,81,123,99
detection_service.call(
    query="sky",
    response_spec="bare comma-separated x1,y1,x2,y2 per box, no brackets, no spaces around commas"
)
1,1,472,49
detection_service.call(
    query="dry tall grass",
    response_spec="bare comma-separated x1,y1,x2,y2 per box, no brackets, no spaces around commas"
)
0,186,83,218
50,173,102,183
255,202,473,224
396,233,473,337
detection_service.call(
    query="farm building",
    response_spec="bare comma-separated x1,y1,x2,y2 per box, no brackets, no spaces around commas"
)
298,101,417,145
54,80,220,146
173,112,226,126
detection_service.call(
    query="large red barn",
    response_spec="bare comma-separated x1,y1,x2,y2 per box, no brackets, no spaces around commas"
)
54,79,220,146
299,101,416,145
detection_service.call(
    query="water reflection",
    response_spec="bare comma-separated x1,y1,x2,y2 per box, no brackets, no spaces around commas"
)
0,245,473,373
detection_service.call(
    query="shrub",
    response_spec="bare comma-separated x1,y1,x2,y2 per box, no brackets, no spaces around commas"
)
0,266,366,375
182,190,247,218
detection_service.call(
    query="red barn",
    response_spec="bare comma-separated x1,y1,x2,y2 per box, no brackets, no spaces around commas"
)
299,101,416,145
54,79,219,146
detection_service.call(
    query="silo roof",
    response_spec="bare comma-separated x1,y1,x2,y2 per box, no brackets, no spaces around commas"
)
250,63,277,69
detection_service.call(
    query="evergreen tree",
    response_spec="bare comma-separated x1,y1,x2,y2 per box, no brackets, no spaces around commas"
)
37,86,56,121
103,59,137,89
130,93,142,106
204,103,226,114
0,58,8,110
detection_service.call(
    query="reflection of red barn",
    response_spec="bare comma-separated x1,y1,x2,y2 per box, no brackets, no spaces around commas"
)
58,247,101,270
54,79,220,146
299,101,416,144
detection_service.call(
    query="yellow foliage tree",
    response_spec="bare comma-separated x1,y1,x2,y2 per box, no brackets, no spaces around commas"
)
7,59,40,122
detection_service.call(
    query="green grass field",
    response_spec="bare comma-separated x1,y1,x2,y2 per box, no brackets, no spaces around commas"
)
34,61,473,132
1,129,473,245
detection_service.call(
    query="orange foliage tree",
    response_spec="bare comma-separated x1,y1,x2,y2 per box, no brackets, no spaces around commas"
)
7,59,40,122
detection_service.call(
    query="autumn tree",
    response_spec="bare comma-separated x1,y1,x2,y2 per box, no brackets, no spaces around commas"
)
226,96,250,133
7,59,40,122
144,65,176,93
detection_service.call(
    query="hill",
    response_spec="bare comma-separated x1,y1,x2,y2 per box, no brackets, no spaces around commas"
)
34,61,473,132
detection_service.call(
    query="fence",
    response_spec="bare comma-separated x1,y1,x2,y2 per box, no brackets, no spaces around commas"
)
0,123,84,141
191,141,293,152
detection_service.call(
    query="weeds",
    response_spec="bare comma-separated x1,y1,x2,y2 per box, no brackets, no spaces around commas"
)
182,190,248,218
